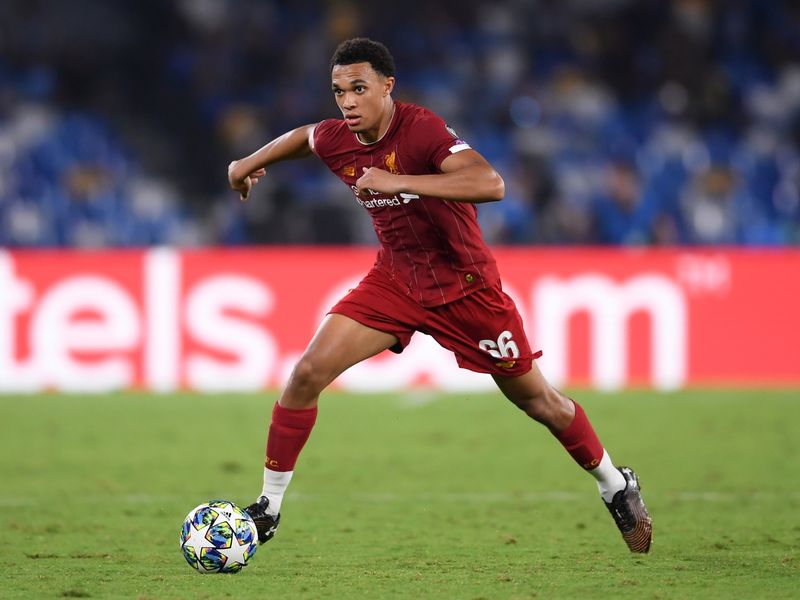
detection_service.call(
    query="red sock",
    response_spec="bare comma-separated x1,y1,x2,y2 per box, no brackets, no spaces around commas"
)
553,401,604,470
265,403,318,472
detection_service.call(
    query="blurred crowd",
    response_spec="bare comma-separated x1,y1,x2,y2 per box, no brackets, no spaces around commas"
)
1,0,799,247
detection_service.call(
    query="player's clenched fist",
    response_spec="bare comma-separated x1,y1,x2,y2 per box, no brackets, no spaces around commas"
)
356,166,403,195
228,160,266,201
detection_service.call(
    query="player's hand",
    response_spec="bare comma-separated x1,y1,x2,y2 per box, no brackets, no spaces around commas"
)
228,161,266,202
356,167,403,195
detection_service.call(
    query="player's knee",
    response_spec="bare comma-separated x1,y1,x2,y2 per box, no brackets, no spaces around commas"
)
518,386,570,426
287,355,329,396
518,392,550,422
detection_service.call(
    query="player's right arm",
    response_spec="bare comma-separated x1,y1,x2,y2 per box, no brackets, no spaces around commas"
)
228,124,317,201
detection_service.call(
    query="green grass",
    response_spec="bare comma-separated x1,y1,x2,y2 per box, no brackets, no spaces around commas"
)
0,389,798,599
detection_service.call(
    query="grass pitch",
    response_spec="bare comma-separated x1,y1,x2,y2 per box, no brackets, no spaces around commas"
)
1,389,798,599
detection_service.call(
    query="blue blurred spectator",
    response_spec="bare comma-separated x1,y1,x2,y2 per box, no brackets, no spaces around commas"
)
0,0,798,247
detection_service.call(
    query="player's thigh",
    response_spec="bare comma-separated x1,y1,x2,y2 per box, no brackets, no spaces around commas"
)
296,313,398,386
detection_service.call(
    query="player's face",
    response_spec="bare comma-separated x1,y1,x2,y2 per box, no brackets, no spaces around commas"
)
331,62,395,140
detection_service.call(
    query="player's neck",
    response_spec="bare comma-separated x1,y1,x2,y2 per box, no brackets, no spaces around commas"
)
356,99,396,145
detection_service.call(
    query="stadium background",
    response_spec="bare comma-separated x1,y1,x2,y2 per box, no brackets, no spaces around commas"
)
2,2,799,598
2,0,799,248
0,0,798,392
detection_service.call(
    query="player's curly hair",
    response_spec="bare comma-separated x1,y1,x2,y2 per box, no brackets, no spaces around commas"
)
330,38,396,78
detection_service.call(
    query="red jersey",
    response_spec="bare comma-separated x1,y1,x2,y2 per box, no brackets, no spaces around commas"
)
312,101,501,307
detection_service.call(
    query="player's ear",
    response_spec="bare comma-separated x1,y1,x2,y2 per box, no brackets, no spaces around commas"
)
383,76,395,96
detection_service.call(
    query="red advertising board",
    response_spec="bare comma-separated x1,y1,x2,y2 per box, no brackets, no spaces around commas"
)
0,248,797,392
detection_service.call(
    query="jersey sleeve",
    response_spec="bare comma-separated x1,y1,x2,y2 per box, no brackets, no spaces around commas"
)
311,119,339,159
408,111,472,172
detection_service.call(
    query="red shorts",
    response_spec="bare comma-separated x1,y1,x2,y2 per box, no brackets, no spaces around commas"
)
329,269,541,377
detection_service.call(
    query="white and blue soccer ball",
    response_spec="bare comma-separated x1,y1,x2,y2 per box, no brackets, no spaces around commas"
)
180,500,258,574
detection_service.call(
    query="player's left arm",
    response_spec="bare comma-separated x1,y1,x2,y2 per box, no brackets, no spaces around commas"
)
355,149,504,203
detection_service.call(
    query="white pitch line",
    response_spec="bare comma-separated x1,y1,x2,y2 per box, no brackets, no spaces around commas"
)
1,490,798,508
395,390,439,408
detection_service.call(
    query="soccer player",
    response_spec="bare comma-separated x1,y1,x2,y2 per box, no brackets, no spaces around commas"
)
228,38,652,553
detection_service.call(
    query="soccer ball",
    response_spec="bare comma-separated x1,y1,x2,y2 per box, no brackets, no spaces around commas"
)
180,500,258,574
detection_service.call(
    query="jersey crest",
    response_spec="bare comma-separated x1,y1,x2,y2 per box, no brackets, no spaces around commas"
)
384,149,399,174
